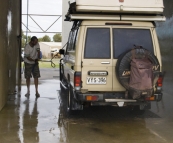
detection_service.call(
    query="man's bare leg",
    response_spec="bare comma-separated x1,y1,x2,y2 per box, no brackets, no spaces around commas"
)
26,78,30,95
34,78,40,97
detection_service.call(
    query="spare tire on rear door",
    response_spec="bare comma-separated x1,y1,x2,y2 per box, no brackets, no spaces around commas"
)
116,48,160,99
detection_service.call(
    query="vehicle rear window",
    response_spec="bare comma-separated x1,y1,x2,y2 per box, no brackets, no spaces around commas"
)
84,28,110,59
113,29,154,58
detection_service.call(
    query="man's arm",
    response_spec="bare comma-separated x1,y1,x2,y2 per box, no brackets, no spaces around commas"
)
27,57,35,62
37,50,40,60
24,44,36,62
36,43,41,60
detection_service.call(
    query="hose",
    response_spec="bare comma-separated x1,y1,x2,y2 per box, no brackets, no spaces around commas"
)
22,42,67,76
39,42,67,68
39,53,57,68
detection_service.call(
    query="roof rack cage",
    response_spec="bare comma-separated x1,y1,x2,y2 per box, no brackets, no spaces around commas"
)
68,14,166,22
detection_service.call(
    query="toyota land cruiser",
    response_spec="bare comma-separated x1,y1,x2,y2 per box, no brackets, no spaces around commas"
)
59,0,165,115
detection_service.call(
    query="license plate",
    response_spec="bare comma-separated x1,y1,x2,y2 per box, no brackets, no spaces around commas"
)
87,77,106,84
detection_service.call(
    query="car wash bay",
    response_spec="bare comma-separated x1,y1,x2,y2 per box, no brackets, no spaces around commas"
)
0,67,173,143
1,0,173,143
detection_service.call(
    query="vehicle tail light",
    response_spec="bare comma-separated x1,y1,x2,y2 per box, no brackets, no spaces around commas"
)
157,76,163,87
86,95,98,101
145,96,155,101
75,76,80,86
74,72,81,90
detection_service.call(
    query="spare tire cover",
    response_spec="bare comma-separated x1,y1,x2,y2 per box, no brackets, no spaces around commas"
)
116,48,160,90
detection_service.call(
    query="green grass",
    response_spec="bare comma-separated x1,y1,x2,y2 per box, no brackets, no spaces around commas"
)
22,59,60,68
39,62,57,68
39,59,59,68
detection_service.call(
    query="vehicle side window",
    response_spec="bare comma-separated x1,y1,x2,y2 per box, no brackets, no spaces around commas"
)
113,28,154,58
66,31,72,51
84,28,110,59
74,28,79,50
67,29,79,51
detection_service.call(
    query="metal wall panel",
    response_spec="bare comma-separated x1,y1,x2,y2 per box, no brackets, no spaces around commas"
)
0,0,21,111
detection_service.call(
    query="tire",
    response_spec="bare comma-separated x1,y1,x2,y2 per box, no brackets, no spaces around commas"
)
59,76,69,117
60,83,66,95
59,61,64,81
130,105,145,115
116,48,160,90
61,84,74,117
67,84,72,112
59,61,66,94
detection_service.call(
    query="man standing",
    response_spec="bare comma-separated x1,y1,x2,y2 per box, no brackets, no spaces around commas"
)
24,36,40,97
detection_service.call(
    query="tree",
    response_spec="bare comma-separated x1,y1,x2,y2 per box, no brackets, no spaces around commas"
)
42,35,51,42
38,38,43,42
27,36,31,42
21,31,31,47
53,33,62,42
21,31,26,48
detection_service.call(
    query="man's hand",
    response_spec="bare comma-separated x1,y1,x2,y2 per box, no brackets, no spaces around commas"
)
35,59,39,64
27,57,35,62
37,50,41,59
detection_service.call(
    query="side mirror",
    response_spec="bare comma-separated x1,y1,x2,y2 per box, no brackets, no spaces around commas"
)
59,49,65,55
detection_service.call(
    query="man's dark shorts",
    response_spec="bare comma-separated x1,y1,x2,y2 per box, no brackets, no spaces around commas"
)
24,62,40,79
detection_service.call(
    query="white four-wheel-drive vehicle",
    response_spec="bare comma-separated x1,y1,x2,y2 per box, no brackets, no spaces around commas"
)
59,0,165,115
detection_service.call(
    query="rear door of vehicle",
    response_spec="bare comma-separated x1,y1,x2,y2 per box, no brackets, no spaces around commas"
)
112,27,155,91
81,26,113,91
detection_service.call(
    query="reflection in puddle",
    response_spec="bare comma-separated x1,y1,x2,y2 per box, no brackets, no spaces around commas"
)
18,98,39,143
58,91,165,143
0,79,173,143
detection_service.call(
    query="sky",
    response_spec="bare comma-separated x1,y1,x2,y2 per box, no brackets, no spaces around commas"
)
22,0,62,40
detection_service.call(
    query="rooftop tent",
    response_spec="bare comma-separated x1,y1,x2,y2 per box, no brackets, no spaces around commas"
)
69,0,164,14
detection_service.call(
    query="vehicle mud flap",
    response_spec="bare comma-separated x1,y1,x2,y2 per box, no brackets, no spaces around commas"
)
155,93,163,102
70,88,83,111
129,87,153,99
62,85,83,117
129,102,151,115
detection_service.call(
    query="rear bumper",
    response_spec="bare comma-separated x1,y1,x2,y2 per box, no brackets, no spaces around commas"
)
76,92,162,106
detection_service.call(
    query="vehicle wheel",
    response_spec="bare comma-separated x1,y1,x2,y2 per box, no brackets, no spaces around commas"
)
59,79,70,117
60,83,66,95
67,84,76,110
62,84,74,117
67,84,71,112
116,48,160,90
59,61,64,81
59,63,67,95
130,105,145,115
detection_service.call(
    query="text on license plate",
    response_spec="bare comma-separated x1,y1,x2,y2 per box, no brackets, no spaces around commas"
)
87,77,107,84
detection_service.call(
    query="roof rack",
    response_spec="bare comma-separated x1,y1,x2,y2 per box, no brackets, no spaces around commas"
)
65,1,165,22
68,14,166,22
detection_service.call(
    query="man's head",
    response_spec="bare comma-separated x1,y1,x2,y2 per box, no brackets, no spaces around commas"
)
30,36,38,46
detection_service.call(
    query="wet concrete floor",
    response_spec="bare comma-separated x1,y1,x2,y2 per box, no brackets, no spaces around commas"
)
0,67,173,143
